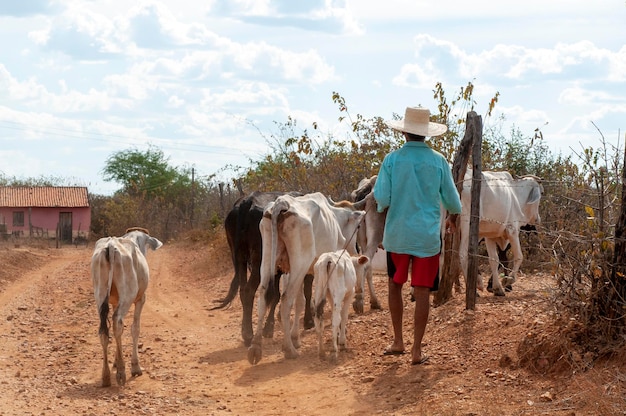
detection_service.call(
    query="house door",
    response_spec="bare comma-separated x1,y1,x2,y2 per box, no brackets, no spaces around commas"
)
59,212,73,242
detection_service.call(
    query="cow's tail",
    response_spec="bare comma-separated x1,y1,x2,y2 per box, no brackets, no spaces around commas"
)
213,199,253,310
314,259,332,319
265,199,287,305
270,199,288,281
210,275,239,310
98,242,116,338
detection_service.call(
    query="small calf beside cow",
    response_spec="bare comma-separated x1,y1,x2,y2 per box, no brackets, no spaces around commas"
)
313,250,369,363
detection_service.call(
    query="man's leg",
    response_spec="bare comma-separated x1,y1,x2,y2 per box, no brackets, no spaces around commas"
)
387,279,405,352
412,286,430,363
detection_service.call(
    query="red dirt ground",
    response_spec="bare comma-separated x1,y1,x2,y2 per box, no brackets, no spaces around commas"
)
0,235,624,415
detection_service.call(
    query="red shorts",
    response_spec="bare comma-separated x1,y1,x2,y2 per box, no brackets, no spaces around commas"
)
387,252,440,288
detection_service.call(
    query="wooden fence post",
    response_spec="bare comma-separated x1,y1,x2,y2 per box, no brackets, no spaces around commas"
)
435,111,478,306
465,114,483,310
608,144,626,332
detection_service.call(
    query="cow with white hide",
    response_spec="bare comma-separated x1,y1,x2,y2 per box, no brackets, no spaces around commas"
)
247,192,365,364
91,229,162,387
312,251,369,363
349,175,384,313
459,170,542,296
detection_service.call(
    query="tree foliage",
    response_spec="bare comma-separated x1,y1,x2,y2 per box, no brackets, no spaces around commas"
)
102,146,181,197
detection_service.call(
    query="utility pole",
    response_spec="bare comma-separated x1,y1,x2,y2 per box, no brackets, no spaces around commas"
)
190,167,195,228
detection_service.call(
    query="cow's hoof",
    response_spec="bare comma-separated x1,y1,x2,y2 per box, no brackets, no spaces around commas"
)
352,299,364,314
283,347,299,359
304,318,315,330
116,371,126,387
370,300,382,310
131,365,142,377
262,324,274,339
292,339,301,349
247,344,262,365
501,276,515,287
329,353,338,365
493,288,506,297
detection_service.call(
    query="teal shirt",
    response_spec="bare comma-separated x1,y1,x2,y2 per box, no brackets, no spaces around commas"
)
373,141,462,257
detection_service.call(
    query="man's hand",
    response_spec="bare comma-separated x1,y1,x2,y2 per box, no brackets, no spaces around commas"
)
445,214,458,234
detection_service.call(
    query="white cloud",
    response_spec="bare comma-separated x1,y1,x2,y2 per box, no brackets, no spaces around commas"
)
348,0,615,20
210,0,363,35
167,95,184,108
396,35,626,89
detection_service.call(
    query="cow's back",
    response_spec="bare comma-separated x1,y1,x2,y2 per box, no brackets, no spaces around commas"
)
462,171,532,238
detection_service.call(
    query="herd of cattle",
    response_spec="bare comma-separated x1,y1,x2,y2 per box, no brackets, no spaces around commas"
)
89,170,543,386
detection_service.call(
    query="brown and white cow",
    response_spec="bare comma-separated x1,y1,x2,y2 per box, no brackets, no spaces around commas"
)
459,170,542,296
247,192,364,364
312,250,369,363
91,229,162,387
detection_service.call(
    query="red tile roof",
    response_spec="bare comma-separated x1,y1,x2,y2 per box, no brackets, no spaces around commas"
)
0,187,89,208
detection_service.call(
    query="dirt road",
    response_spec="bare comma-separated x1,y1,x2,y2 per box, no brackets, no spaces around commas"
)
0,242,623,415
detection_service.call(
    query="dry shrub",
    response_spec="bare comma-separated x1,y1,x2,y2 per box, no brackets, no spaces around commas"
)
517,315,588,375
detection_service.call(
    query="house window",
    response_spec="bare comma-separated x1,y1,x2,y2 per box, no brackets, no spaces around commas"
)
13,211,24,227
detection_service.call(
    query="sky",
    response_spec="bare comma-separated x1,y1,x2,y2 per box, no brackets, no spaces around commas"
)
1,0,625,195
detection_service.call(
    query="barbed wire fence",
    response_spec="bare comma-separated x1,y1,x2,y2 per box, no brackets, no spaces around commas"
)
444,173,625,351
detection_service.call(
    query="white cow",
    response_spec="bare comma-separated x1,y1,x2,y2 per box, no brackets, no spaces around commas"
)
312,251,369,363
91,229,162,387
350,176,384,313
459,170,542,296
247,192,365,364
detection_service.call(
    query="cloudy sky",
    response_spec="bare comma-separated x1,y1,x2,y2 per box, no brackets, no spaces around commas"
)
1,0,624,195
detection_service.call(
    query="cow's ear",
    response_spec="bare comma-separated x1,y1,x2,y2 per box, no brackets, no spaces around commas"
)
149,237,163,251
353,211,365,222
527,185,542,204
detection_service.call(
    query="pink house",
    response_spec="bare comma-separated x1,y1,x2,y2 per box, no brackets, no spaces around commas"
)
0,187,90,242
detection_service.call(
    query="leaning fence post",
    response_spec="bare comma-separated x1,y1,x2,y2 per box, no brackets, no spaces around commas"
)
465,114,483,310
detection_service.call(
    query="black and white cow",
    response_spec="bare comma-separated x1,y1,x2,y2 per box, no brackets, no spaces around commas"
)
212,191,313,347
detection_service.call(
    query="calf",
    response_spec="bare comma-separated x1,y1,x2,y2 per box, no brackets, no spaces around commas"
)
91,230,162,387
313,251,369,363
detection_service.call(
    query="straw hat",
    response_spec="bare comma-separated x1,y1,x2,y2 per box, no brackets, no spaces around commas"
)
386,107,447,137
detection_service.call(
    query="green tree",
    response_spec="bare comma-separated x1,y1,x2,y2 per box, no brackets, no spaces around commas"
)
102,146,179,197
